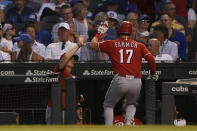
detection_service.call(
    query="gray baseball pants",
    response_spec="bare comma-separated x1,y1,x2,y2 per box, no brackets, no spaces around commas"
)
104,74,142,125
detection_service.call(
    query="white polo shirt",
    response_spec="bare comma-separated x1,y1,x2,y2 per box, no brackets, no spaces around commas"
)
0,38,13,60
0,50,11,61
159,39,178,61
45,40,77,60
155,54,174,63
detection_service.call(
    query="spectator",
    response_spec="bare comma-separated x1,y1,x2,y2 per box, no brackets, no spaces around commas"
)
151,2,192,43
28,13,51,46
166,1,192,43
45,35,85,124
125,12,139,39
12,24,46,61
76,94,89,125
89,12,108,40
2,23,15,56
147,38,173,61
93,0,120,18
38,0,66,20
3,24,16,41
160,13,187,60
154,0,169,18
0,9,5,23
105,11,118,40
188,7,197,30
171,0,188,18
0,0,13,23
150,2,185,34
86,12,109,61
153,24,178,60
5,0,35,24
45,22,80,60
76,102,84,125
12,33,41,62
134,14,150,45
0,23,10,61
52,5,73,42
0,0,13,11
72,3,89,40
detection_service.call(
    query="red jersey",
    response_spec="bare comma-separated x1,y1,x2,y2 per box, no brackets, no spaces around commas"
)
113,115,143,125
99,38,155,78
48,53,72,109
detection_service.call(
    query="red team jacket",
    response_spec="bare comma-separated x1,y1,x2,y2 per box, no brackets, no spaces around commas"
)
48,53,72,109
99,38,156,77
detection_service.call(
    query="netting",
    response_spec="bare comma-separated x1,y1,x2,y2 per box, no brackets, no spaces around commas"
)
0,85,51,124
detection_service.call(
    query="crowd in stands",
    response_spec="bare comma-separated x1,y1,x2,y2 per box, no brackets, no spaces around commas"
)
0,0,197,62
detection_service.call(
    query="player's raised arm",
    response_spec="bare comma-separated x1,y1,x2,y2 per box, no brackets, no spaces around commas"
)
90,21,109,51
59,35,86,70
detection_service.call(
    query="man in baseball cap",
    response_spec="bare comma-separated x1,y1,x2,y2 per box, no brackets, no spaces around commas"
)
45,22,76,60
105,11,118,40
58,22,70,30
107,11,118,21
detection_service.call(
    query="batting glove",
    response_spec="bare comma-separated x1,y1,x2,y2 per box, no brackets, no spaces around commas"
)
97,21,109,34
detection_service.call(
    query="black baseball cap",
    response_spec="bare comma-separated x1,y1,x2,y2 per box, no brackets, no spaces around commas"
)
138,14,150,22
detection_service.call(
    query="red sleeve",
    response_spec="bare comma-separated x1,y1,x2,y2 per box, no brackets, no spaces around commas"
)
98,40,113,54
141,44,156,75
53,64,59,72
53,53,66,72
60,53,66,59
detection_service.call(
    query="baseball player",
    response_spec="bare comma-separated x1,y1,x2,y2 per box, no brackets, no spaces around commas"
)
90,21,158,125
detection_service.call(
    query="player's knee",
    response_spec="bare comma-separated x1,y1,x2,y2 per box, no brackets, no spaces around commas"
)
103,101,115,108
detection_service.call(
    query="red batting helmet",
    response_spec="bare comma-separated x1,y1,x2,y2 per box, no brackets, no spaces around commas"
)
117,21,132,35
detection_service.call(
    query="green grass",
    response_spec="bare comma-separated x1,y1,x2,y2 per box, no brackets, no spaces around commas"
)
0,125,197,131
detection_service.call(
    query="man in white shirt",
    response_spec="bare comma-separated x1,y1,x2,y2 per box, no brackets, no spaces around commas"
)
147,38,174,62
45,22,78,60
153,24,178,61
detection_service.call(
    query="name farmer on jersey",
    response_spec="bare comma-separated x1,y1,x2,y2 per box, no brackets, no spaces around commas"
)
114,41,138,48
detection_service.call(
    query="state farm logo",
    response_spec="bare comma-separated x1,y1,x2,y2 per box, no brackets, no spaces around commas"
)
25,70,34,75
82,69,113,76
24,77,33,83
171,86,189,92
25,70,53,75
83,70,90,75
24,77,59,83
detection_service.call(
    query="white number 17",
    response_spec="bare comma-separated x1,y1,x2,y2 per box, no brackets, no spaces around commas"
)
119,49,134,63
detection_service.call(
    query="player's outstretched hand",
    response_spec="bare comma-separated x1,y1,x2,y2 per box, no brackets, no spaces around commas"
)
97,21,109,34
147,73,159,81
151,73,159,81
